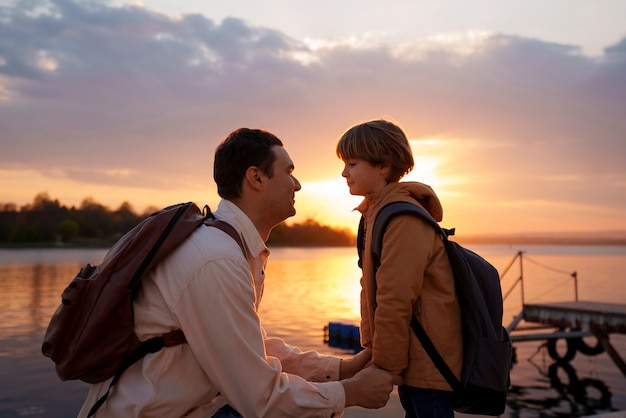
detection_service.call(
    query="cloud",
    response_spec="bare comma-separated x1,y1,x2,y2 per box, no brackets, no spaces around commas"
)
1,0,309,177
1,0,625,230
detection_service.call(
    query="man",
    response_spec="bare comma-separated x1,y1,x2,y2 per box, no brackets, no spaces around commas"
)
78,128,401,417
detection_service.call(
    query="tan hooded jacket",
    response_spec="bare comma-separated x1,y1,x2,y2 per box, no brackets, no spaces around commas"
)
357,181,463,390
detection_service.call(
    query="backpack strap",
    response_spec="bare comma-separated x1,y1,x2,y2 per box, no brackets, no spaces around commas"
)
88,218,246,417
371,201,451,267
369,201,461,392
205,219,247,258
87,329,187,416
356,216,366,269
410,315,461,392
203,204,247,258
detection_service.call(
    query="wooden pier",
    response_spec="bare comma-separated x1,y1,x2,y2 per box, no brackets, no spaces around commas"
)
523,301,626,335
503,252,626,378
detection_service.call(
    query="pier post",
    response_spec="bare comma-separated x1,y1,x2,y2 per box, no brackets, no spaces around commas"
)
591,325,626,378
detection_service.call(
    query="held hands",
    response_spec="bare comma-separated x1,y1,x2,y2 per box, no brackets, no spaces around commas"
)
341,366,403,409
339,348,372,379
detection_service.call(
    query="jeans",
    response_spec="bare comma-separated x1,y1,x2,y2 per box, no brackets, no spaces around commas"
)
212,404,242,418
398,385,454,418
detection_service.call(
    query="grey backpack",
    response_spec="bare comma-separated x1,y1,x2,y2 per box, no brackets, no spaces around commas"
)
358,201,512,416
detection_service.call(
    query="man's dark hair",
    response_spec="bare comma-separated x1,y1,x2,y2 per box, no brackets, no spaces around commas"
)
214,128,284,199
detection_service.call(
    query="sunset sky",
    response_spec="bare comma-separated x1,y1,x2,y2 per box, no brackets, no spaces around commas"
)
1,0,625,235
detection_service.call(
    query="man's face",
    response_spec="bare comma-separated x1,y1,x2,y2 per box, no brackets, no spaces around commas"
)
264,145,301,223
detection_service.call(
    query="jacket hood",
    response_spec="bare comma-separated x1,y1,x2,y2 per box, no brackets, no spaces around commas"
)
357,181,444,222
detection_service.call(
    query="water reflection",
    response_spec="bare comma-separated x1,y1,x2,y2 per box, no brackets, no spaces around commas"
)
0,263,79,341
507,347,617,417
1,247,625,418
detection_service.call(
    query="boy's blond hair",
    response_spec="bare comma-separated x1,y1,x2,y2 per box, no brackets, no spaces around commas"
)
336,119,414,182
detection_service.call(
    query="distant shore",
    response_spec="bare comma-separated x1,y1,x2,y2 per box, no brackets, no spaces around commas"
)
3,194,625,248
456,235,626,247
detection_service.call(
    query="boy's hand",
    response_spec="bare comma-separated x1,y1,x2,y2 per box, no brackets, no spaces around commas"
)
339,348,371,379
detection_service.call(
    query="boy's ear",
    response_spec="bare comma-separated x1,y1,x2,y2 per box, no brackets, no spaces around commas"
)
378,164,393,183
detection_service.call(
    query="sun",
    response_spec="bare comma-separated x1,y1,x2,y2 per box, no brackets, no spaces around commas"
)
291,178,363,232
292,140,446,232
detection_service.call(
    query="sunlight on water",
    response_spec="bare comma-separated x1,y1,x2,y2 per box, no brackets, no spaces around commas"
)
1,245,625,417
260,247,362,352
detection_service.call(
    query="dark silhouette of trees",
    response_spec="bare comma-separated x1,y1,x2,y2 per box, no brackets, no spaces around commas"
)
59,219,80,242
267,219,353,247
0,193,144,246
0,193,355,247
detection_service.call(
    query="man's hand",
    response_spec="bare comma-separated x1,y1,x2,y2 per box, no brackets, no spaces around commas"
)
341,366,403,409
339,348,371,379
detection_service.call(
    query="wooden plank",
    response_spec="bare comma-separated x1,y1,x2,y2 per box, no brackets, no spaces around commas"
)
522,301,626,334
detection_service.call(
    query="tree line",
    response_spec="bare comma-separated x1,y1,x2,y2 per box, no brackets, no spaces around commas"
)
0,193,355,247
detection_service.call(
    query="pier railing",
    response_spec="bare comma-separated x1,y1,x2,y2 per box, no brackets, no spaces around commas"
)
501,250,579,307
500,250,626,378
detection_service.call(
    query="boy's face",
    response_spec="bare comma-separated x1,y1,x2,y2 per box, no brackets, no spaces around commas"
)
341,158,389,197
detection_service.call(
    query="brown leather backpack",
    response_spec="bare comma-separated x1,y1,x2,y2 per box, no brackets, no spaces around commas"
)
41,202,245,415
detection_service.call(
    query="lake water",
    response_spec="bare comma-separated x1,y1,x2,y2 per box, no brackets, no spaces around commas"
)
1,245,625,417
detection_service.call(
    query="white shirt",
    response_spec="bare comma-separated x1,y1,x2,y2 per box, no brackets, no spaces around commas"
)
78,199,345,418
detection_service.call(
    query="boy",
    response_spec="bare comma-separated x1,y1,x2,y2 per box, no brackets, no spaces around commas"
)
336,119,463,418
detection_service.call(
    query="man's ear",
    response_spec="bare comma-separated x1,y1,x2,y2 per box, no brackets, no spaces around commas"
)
245,166,264,190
